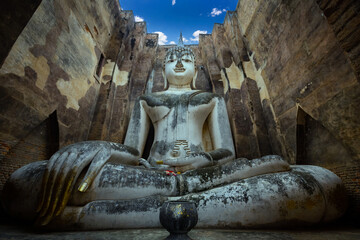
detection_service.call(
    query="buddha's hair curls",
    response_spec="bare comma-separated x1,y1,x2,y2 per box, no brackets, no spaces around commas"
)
163,46,196,70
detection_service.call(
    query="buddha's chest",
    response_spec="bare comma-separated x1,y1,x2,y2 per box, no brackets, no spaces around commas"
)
140,92,216,125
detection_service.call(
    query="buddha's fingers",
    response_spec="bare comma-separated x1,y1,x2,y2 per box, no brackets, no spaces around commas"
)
54,151,100,216
54,168,78,217
39,171,78,225
38,152,69,218
38,150,98,225
36,151,61,212
78,148,111,193
39,153,78,225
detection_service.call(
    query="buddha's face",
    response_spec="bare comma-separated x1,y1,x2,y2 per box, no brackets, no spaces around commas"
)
164,52,196,87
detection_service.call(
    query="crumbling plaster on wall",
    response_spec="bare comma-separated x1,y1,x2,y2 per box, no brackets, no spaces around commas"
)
224,61,244,91
235,0,359,163
233,0,360,216
0,0,124,191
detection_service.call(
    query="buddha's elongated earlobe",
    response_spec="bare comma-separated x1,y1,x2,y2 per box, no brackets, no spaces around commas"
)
191,69,198,90
162,70,169,90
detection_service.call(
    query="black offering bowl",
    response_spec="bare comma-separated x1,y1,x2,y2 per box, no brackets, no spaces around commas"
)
159,201,198,240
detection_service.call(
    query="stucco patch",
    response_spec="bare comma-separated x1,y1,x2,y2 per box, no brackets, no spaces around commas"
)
34,56,50,90
113,68,129,86
226,61,244,90
56,78,91,110
100,60,129,86
242,61,256,80
249,54,270,101
1,50,50,91
101,60,115,84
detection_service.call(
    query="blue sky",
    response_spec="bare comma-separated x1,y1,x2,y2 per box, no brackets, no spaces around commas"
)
119,0,238,45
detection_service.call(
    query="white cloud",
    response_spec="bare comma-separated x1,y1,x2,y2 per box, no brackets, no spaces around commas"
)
210,8,226,17
135,16,144,22
172,0,176,6
155,31,168,45
190,30,208,42
182,37,189,43
169,41,176,44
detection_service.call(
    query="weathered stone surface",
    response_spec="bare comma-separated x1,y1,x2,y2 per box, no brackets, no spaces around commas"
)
317,0,360,82
245,79,272,156
227,78,272,159
316,86,360,161
0,0,42,67
212,24,233,69
198,35,222,90
235,0,360,219
223,11,245,66
129,26,157,102
237,0,359,162
298,111,355,168
262,99,286,157
0,0,126,190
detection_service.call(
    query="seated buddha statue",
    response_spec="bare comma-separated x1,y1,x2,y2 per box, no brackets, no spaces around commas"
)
1,38,346,229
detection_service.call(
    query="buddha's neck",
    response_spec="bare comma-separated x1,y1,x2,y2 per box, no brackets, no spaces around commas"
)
167,85,192,92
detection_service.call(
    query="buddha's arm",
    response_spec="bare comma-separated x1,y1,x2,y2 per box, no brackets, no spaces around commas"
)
123,98,150,160
206,96,236,163
35,98,150,225
163,97,235,172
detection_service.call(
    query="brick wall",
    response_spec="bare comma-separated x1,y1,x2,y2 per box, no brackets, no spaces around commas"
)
331,166,360,220
0,114,58,191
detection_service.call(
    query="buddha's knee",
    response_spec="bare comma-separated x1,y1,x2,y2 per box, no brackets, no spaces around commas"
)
1,161,46,222
291,165,347,221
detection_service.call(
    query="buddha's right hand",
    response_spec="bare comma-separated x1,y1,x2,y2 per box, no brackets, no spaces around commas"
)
35,141,113,226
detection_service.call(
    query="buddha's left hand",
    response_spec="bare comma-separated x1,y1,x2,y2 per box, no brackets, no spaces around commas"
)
162,152,214,172
162,148,234,172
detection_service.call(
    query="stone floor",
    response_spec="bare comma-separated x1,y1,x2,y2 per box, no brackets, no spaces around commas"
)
1,223,360,240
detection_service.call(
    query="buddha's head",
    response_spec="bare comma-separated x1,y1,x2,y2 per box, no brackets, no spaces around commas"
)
163,34,197,90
